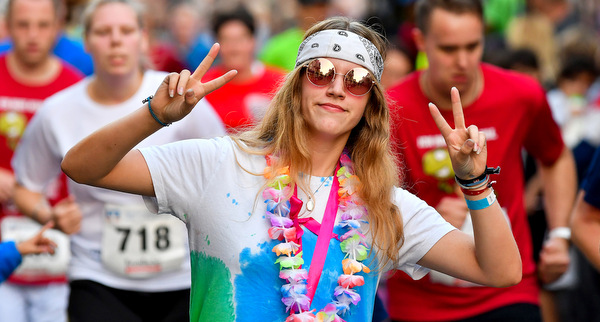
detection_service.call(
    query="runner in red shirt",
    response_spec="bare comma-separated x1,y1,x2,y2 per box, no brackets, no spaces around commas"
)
202,6,285,132
385,0,577,320
0,0,82,320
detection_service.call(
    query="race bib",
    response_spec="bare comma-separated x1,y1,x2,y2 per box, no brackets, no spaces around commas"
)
1,216,70,278
101,204,186,279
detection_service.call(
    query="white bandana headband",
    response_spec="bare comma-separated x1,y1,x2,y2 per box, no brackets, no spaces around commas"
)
295,29,384,82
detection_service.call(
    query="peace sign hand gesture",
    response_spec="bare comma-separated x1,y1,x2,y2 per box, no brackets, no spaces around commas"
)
429,87,487,180
149,43,238,125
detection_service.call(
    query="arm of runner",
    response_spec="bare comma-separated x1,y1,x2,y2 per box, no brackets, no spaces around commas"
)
537,147,576,284
61,44,237,197
571,191,600,271
13,184,81,234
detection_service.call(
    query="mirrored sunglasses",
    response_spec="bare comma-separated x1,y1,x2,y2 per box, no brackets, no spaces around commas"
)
304,58,375,96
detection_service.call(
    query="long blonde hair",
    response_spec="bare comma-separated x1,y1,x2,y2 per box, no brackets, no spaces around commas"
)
234,16,404,269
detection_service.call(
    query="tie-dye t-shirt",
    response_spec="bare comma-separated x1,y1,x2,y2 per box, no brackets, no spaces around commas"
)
140,136,454,321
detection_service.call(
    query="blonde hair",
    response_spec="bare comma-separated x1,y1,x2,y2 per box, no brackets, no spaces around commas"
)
80,0,151,71
234,16,404,269
81,0,145,35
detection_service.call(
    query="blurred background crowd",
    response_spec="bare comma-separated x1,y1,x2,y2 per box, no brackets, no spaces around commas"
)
2,0,600,131
2,0,599,132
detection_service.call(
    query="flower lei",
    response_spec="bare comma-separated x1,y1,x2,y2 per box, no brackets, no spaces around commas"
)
263,153,370,322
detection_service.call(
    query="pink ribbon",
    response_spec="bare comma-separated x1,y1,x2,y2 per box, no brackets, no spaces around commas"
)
288,166,340,303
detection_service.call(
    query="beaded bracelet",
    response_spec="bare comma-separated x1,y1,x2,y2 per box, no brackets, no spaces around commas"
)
461,182,495,196
456,166,501,190
143,95,171,127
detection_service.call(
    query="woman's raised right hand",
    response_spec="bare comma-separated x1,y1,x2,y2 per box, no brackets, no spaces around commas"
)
150,43,238,124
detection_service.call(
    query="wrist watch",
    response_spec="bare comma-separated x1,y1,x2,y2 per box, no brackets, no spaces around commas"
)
548,227,571,240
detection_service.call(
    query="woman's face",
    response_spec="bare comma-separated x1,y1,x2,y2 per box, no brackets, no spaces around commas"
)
300,57,371,142
217,20,255,72
84,2,147,77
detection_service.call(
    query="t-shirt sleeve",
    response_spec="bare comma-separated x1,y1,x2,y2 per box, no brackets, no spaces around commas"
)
522,81,565,166
12,103,63,192
0,241,22,283
139,137,229,223
393,188,455,279
582,147,600,209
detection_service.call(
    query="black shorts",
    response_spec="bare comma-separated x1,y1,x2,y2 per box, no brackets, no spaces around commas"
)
392,303,541,322
68,280,190,322
456,303,541,322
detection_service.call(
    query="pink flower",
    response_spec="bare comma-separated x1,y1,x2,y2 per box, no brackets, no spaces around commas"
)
337,274,365,288
282,292,311,312
268,226,297,241
285,310,316,322
339,229,367,243
339,203,366,220
280,269,309,282
333,287,361,305
270,216,294,228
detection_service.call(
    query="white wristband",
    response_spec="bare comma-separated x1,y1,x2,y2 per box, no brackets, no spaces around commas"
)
548,227,571,240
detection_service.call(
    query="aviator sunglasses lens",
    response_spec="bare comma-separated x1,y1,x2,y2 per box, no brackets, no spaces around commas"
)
306,58,374,96
306,58,335,86
345,67,373,96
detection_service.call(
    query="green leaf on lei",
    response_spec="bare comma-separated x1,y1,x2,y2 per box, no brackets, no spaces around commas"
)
268,174,290,188
275,251,304,269
337,166,351,178
340,235,369,261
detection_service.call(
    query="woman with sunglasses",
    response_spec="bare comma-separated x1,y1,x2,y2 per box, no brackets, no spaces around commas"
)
61,17,521,321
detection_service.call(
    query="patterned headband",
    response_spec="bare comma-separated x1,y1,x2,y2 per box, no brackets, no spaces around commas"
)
295,29,384,82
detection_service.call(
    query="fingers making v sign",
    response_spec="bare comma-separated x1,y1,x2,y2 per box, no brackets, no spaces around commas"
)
428,87,487,181
149,43,238,125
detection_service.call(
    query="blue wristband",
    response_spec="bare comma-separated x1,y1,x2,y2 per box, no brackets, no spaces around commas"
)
143,95,171,127
465,189,497,210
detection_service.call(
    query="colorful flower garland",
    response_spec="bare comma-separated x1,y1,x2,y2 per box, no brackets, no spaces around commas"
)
263,153,370,321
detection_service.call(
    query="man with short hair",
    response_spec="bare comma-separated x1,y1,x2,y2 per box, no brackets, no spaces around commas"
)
0,0,83,321
0,0,94,75
386,0,577,320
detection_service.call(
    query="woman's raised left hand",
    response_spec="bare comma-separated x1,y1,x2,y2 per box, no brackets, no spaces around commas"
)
429,87,487,180
149,43,238,125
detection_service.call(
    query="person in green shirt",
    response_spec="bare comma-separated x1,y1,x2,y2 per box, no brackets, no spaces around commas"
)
259,0,331,71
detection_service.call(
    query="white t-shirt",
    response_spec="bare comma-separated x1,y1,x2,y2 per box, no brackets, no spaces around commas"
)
12,70,226,292
140,136,455,321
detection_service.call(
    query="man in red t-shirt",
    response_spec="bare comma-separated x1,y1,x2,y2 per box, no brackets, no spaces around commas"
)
0,0,82,320
202,6,285,132
385,0,577,321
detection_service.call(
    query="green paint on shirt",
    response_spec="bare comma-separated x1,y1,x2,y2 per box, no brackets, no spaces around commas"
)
189,251,235,321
